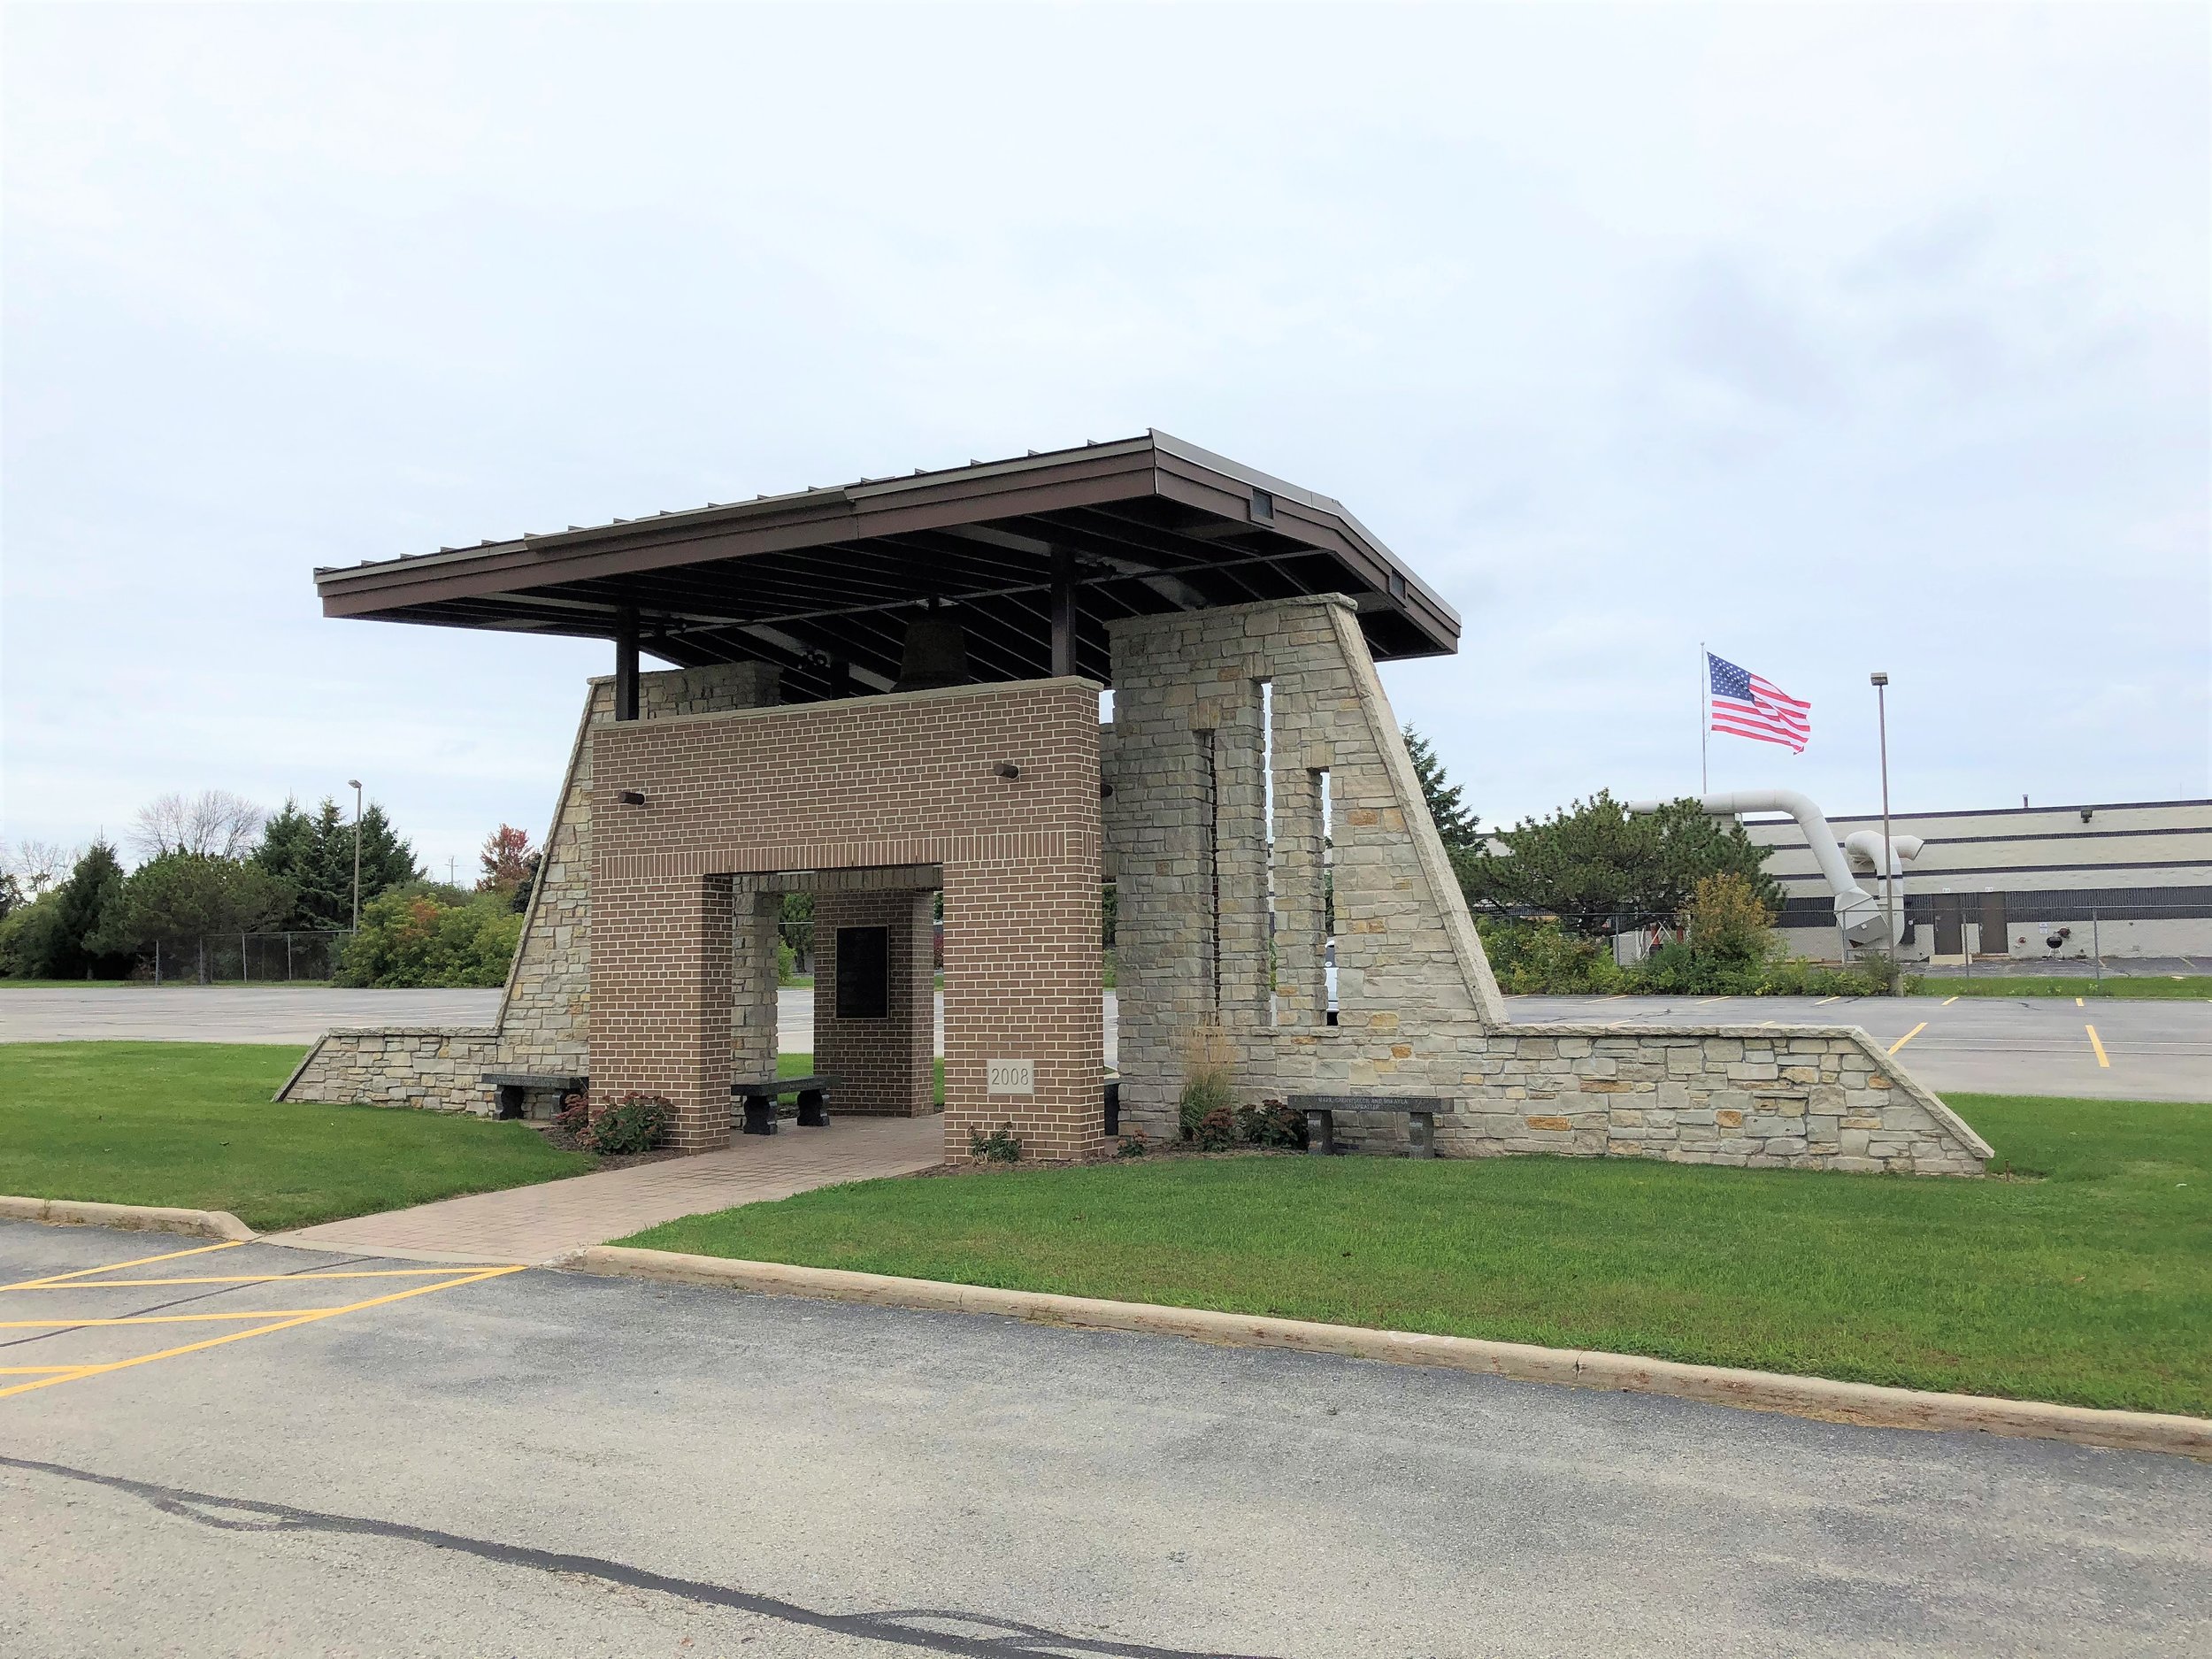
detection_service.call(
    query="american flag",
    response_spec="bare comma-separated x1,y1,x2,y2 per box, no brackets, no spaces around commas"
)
1709,652,1810,752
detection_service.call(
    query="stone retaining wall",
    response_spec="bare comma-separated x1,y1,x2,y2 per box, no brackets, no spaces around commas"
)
276,1027,503,1115
1425,1024,1987,1175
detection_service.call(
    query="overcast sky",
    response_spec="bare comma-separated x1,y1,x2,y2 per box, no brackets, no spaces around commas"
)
4,3,2206,880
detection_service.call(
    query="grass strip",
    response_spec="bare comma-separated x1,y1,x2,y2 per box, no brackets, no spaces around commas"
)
0,1041,592,1232
623,1093,2211,1417
1915,975,2212,1001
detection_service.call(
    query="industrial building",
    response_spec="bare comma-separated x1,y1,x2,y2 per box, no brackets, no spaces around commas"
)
1747,798,2212,964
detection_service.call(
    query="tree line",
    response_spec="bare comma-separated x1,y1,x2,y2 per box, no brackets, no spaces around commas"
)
0,791,544,987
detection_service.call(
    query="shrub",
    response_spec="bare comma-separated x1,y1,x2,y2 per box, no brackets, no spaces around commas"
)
1116,1133,1148,1159
1475,917,1627,995
1685,872,1776,968
1189,1104,1237,1151
1234,1099,1307,1148
588,1094,673,1156
551,1090,672,1155
335,885,522,987
969,1123,1022,1163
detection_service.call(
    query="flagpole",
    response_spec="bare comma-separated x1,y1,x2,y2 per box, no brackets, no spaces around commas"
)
1699,642,1709,796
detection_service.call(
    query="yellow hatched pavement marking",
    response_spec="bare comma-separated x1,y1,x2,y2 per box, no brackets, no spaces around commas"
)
1888,1022,1927,1055
0,1263,526,1401
2086,1025,2110,1068
8,1270,474,1290
3,1240,245,1292
2,1310,424,1328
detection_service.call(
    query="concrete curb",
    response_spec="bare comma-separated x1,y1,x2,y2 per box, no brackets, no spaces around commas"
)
569,1246,2212,1460
0,1194,257,1242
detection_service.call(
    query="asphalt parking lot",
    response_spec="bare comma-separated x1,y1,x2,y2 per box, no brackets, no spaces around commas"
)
1514,993,2212,1102
6,986,2208,1102
2,1218,2206,1658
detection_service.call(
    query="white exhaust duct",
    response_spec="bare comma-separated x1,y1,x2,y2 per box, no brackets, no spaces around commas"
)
1625,790,1901,949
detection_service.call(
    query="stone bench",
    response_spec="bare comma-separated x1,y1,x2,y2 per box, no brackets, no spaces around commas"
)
1287,1094,1448,1159
731,1075,833,1136
481,1071,587,1120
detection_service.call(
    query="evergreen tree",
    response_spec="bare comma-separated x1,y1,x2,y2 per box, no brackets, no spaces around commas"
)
254,796,419,928
1455,791,1782,938
93,853,295,971
1402,726,1480,850
27,841,134,978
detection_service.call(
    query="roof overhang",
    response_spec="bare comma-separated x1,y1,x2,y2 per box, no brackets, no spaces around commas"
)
314,431,1460,699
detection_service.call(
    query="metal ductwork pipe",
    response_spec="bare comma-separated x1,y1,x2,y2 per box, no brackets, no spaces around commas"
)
1626,790,1890,948
1843,830,1924,952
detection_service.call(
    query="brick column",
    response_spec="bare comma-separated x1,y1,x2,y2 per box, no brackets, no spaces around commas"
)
590,872,734,1151
942,853,1102,1163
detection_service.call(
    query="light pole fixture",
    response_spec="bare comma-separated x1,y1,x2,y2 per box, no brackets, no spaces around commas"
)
1869,675,1895,993
348,779,364,933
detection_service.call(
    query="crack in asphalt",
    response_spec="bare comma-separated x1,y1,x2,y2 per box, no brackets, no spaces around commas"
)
1,1454,1275,1658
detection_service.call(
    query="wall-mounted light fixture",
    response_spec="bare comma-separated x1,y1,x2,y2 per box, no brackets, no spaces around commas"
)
1249,488,1274,523
2079,806,2094,824
1099,781,1116,799
993,763,1021,780
618,789,647,807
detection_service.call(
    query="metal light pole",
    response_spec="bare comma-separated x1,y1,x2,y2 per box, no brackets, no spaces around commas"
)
1870,674,1895,993
345,779,363,938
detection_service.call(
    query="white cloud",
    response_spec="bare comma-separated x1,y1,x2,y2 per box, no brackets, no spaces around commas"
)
3,2,2205,872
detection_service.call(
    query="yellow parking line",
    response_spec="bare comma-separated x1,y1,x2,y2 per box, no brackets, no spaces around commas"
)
1941,995,1960,1006
0,1264,526,1401
2075,996,2085,1008
1888,1022,1927,1055
2,1240,245,1293
0,1366,93,1374
0,1310,403,1328
7,1269,479,1290
1814,995,1840,1006
2086,1025,2109,1067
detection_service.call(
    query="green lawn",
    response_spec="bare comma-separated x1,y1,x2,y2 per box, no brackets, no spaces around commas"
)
0,979,134,989
0,1042,593,1232
1915,975,2212,1001
624,1093,2212,1417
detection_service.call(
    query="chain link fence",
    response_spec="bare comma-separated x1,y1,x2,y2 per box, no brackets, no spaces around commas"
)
147,931,356,985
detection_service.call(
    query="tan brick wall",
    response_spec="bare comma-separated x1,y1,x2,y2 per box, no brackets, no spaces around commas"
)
814,888,936,1117
589,679,1103,1161
278,662,778,1116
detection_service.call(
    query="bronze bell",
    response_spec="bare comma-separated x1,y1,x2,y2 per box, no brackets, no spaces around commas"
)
893,604,969,693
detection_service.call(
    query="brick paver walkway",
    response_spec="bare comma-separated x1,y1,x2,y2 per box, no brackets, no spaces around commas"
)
268,1115,943,1263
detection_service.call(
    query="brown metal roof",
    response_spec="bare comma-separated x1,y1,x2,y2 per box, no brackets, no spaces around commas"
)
315,431,1460,699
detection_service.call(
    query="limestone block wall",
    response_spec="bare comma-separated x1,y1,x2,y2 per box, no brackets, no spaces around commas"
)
273,1027,503,1114
1106,595,1509,1141
1106,594,1990,1177
277,662,779,1115
1448,1025,1987,1174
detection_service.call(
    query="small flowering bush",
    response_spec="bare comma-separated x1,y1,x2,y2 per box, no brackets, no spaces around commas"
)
553,1091,673,1156
968,1123,1022,1164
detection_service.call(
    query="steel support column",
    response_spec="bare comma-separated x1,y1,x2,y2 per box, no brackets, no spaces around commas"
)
1048,549,1077,678
615,604,640,722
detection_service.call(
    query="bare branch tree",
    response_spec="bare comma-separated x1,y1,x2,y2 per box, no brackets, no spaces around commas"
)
129,791,267,861
3,838,79,896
